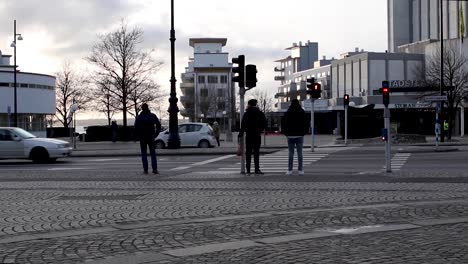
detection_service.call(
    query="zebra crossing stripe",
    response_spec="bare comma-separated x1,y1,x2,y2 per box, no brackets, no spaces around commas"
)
218,152,329,173
386,153,411,171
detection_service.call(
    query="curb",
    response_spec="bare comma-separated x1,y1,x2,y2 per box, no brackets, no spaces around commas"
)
397,147,459,153
70,149,281,158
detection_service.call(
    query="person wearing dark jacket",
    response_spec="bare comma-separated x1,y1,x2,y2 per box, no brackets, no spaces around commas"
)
282,99,309,175
239,99,267,175
134,103,161,175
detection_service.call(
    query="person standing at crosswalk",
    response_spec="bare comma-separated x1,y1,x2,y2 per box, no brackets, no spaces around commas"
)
282,99,309,175
239,99,267,175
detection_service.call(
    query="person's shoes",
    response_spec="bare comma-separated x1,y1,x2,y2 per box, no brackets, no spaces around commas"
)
152,170,159,175
285,171,293,175
254,170,264,175
143,170,149,174
298,170,304,175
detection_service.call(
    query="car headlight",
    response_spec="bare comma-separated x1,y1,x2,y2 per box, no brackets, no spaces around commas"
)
57,143,70,148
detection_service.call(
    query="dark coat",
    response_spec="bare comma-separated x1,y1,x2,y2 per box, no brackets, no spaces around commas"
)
239,106,267,137
134,110,161,141
282,105,309,137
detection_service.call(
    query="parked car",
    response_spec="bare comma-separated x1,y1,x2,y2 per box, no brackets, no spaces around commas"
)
0,127,72,163
155,122,217,149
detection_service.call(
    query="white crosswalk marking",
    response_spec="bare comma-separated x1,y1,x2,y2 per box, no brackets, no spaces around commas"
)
218,150,329,173
386,153,411,171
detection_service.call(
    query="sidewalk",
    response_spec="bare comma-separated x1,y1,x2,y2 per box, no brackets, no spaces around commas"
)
66,133,339,157
64,134,466,157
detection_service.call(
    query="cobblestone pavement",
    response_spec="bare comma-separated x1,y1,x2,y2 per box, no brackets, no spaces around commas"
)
1,167,468,263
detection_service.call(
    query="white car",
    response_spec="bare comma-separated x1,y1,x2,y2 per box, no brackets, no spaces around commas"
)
0,127,72,163
155,122,217,149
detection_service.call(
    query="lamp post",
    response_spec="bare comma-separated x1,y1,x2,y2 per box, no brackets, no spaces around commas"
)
167,0,180,148
222,110,227,133
11,20,23,128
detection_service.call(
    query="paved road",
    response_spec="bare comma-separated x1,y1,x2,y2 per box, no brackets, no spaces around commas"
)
0,146,468,263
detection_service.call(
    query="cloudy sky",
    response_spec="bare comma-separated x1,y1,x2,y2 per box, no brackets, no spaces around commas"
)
0,0,387,118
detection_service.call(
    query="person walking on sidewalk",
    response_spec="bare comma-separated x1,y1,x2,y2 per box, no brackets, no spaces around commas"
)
111,120,118,143
134,103,161,175
239,99,267,175
212,121,221,146
282,99,309,175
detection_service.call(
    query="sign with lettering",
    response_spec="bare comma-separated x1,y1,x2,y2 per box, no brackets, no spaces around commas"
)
393,102,431,109
424,95,447,102
389,80,425,88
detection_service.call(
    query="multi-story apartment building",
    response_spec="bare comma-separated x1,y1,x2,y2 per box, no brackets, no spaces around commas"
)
388,0,467,52
0,50,55,137
274,41,332,112
388,0,467,136
179,38,234,124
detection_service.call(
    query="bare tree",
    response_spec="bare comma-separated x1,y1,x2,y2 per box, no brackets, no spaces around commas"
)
198,84,218,120
91,79,118,126
246,88,275,113
128,80,165,118
414,43,468,139
86,20,163,127
55,61,88,129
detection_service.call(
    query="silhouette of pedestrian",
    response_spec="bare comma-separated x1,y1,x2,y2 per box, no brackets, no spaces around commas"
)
212,121,221,146
134,103,161,175
111,120,118,143
282,99,309,175
239,99,267,175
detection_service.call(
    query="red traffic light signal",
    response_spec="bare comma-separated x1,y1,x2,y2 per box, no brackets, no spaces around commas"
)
344,94,350,106
312,83,321,99
381,81,390,107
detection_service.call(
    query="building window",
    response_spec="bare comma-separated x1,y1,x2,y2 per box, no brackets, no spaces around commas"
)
217,102,225,110
220,75,228,83
208,75,218,83
200,88,208,97
198,75,205,83
217,89,224,97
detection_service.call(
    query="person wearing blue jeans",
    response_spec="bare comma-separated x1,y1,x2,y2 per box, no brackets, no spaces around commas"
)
288,136,304,174
282,99,309,175
134,103,161,175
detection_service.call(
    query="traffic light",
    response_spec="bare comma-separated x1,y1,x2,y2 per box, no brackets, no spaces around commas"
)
232,55,245,88
245,64,257,89
312,83,321,99
306,78,315,93
381,128,388,141
381,81,390,107
344,94,350,106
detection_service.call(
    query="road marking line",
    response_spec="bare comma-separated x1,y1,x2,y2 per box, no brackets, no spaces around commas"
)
170,155,236,171
48,167,89,171
84,158,122,162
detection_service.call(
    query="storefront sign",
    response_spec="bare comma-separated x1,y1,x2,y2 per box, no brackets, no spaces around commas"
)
393,102,431,109
389,80,425,88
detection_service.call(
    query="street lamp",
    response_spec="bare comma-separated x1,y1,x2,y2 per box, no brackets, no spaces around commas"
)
200,113,204,123
11,20,23,128
167,0,181,148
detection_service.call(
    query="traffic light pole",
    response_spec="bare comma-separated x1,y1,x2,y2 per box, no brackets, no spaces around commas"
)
384,107,392,173
435,103,441,148
239,87,246,174
310,98,315,152
344,105,348,145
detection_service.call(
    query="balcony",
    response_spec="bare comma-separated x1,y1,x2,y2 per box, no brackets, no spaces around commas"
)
180,82,194,88
274,76,285,81
181,73,194,82
274,66,285,72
